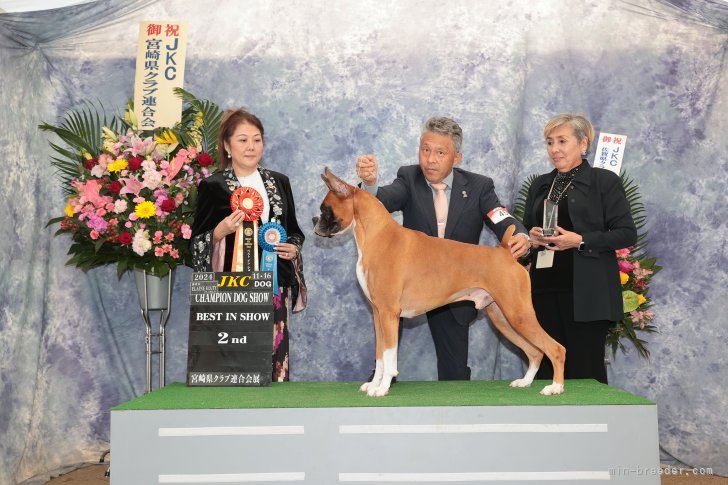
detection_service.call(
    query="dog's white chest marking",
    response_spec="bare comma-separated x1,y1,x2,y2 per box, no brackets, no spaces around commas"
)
353,226,372,301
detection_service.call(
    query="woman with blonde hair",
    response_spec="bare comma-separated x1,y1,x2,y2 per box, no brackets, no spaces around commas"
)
522,113,636,383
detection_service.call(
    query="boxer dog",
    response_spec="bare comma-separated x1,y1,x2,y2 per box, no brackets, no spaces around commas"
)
313,168,565,397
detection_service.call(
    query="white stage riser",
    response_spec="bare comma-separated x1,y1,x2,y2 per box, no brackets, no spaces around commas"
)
111,405,660,484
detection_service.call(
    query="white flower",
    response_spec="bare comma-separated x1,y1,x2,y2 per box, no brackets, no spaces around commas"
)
113,199,128,214
132,230,152,256
90,165,106,178
142,169,163,190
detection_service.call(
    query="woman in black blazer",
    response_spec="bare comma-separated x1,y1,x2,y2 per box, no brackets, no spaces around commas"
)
191,108,306,382
523,113,636,384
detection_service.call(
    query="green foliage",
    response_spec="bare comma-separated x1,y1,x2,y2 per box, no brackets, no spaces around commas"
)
174,87,223,162
39,102,120,194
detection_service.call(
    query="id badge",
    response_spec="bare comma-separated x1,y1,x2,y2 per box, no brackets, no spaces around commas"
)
536,249,555,269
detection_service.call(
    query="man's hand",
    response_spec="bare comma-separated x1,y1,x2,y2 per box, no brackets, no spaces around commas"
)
508,233,531,259
356,154,378,186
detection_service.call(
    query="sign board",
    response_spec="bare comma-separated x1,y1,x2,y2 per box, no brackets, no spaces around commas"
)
593,132,627,175
134,20,188,130
187,272,274,387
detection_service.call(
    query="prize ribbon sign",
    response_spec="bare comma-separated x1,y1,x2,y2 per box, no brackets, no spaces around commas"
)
187,271,274,387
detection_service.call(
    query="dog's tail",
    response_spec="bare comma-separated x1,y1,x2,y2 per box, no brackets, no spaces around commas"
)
500,224,516,250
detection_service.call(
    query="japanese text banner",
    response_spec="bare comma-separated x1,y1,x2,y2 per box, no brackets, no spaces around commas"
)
134,21,188,130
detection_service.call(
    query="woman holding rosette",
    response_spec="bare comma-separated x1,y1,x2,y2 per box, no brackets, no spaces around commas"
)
191,108,306,382
522,113,636,384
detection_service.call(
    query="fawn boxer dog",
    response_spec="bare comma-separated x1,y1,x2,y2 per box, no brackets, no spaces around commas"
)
313,168,565,397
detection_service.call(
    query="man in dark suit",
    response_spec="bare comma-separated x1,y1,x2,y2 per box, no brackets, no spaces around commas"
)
356,116,530,380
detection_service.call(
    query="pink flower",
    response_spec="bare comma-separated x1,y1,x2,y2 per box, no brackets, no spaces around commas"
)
119,176,143,196
153,230,163,244
634,267,654,280
618,260,634,273
95,208,107,217
181,224,192,239
90,230,99,240
125,221,132,228
616,248,631,259
170,249,180,259
165,232,175,241
154,247,165,257
162,244,172,253
129,213,139,221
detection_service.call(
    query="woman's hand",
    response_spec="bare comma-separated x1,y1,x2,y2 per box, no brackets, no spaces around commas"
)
529,226,549,249
540,225,582,251
213,210,245,241
275,242,299,261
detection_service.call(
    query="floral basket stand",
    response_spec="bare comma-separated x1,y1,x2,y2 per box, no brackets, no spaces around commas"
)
134,268,174,393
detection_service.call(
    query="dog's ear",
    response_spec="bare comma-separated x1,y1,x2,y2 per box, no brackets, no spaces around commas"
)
321,167,353,198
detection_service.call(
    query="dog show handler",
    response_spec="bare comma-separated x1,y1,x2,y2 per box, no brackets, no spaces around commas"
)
356,116,531,381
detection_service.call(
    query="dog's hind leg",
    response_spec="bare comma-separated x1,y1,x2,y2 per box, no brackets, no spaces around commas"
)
503,310,566,396
485,303,543,388
360,303,384,393
368,309,400,397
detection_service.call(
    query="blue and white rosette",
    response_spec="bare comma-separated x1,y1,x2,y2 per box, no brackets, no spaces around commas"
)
258,222,287,295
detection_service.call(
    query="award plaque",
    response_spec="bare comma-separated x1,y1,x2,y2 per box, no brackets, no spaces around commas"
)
187,271,274,387
543,199,558,236
230,187,264,272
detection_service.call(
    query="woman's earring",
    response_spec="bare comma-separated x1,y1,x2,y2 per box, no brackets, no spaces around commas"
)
581,151,587,156
227,152,232,159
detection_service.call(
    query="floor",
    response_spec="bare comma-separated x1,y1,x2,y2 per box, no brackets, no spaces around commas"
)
44,463,728,484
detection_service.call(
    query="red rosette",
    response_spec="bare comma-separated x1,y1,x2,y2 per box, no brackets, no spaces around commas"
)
230,186,264,221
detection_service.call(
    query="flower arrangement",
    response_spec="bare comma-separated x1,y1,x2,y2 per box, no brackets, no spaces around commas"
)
513,172,661,358
42,89,222,277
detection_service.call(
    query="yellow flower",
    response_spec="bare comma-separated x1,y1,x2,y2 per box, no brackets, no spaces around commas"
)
81,149,93,160
637,294,647,306
134,201,157,219
108,158,128,172
155,130,178,145
64,203,74,217
619,272,629,285
194,111,204,128
123,105,139,130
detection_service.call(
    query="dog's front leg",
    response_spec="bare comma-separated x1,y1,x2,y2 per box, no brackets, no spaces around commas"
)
360,304,384,393
368,310,399,397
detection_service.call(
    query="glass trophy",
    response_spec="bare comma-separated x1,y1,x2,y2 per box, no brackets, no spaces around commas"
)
543,199,558,236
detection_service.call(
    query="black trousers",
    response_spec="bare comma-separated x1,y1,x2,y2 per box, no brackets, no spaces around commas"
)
426,305,471,381
532,291,611,384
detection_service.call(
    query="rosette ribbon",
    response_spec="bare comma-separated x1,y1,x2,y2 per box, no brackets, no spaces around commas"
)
258,222,287,295
230,187,264,272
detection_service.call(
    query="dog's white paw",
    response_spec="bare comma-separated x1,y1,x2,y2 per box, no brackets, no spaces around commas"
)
509,378,533,388
359,382,371,392
539,383,565,396
367,385,389,397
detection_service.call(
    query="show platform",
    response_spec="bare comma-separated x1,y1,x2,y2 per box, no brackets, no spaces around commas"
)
111,380,659,484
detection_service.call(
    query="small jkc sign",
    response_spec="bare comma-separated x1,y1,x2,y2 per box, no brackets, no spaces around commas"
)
593,132,627,175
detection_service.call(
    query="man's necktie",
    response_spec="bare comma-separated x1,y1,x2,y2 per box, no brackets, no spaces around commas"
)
432,182,448,238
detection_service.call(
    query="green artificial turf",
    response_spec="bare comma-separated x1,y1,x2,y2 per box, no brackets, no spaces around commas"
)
113,380,653,410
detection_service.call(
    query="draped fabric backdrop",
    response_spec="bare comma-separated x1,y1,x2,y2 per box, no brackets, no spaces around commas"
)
0,0,726,482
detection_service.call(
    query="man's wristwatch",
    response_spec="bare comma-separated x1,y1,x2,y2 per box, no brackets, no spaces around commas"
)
578,240,586,252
